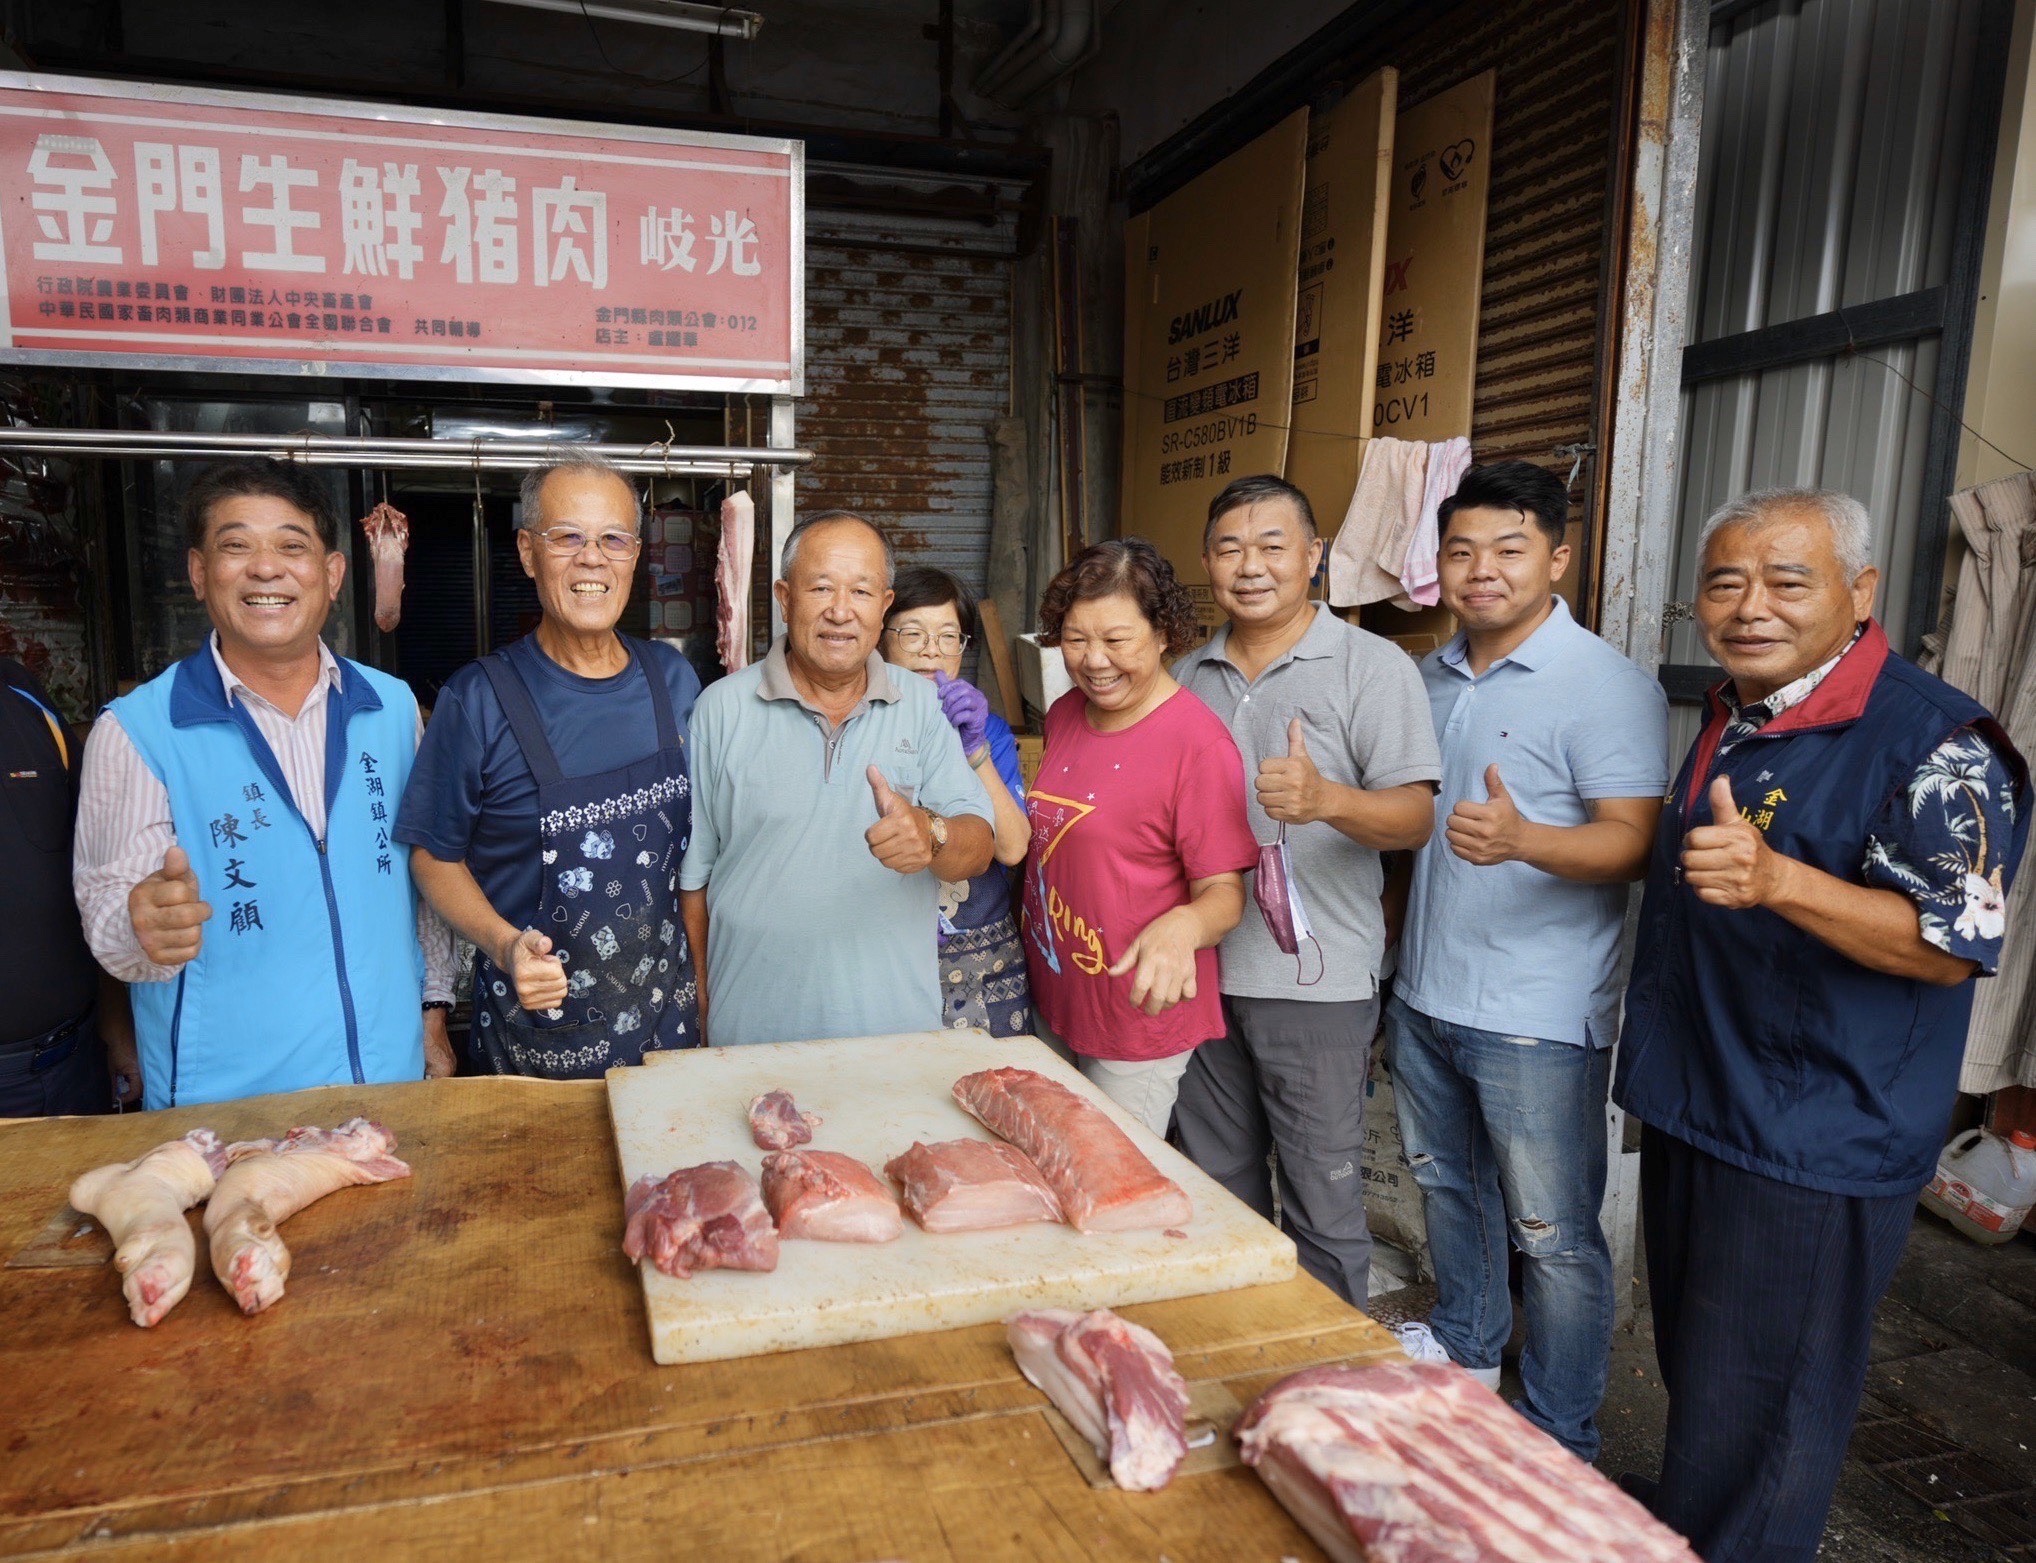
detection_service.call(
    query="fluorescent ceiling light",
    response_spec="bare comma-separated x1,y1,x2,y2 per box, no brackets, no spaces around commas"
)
481,0,764,40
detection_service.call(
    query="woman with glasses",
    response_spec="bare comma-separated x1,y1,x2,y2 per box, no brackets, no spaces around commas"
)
396,455,702,1077
880,566,1033,1036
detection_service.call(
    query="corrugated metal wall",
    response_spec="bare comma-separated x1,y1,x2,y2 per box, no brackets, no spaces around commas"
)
797,198,1017,602
1667,0,1986,687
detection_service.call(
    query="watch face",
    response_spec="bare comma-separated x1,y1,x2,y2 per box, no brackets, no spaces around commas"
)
928,813,948,849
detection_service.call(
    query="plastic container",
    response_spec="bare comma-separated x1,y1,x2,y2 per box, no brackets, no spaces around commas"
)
1921,1127,2036,1244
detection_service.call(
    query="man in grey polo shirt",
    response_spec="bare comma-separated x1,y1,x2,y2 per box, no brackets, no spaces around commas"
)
1387,461,1667,1462
680,511,993,1046
1174,474,1440,1305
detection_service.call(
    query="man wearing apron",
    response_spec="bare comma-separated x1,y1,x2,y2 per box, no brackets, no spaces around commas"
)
399,456,701,1078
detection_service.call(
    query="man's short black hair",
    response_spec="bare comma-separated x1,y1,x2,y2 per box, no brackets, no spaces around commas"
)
1437,461,1570,549
181,459,341,552
1203,473,1317,551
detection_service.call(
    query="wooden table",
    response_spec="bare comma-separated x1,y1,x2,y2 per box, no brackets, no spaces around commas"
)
0,1079,1399,1560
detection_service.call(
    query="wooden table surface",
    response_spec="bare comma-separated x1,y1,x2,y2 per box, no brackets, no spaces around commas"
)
0,1078,1400,1561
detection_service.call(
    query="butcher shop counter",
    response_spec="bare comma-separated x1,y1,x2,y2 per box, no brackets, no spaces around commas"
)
0,1077,1401,1561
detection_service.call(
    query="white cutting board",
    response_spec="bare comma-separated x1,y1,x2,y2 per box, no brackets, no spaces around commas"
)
606,1032,1298,1365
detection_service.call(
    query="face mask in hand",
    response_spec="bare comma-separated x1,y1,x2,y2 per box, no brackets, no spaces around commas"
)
1255,824,1324,985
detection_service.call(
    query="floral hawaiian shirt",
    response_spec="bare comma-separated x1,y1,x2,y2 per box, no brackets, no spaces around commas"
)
1717,628,2019,971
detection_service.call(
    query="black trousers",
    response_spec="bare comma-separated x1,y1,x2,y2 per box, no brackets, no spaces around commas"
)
1641,1125,1913,1563
0,1019,107,1117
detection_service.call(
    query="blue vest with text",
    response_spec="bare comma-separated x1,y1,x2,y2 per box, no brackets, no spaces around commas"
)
112,650,425,1109
1615,622,2028,1196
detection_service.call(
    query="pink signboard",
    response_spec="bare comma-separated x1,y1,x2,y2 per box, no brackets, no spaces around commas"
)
0,73,802,393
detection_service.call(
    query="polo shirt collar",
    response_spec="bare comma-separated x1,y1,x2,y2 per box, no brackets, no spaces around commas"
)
756,635,901,705
1439,595,1578,675
1200,602,1340,675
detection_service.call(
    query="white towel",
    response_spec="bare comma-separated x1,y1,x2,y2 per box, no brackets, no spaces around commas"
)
1327,437,1428,607
1397,436,1473,609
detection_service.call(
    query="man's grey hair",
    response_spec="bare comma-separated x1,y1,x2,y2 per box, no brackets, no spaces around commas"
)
1697,487,1874,582
517,452,643,529
777,509,895,585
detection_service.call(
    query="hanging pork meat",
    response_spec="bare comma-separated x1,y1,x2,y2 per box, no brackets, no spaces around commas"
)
358,500,410,633
716,489,755,673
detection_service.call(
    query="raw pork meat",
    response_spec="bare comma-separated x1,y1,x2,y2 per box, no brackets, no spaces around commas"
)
1235,1363,1698,1563
203,1118,411,1315
623,1160,779,1278
885,1138,1064,1233
715,489,755,673
69,1129,232,1328
1007,1308,1191,1491
760,1150,902,1242
748,1089,821,1151
952,1067,1192,1233
357,501,410,633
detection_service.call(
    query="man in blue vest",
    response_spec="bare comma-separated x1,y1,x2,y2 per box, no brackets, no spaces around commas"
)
1616,488,2028,1563
73,460,453,1108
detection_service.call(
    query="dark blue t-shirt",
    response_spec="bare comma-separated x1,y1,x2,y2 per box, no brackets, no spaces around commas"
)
942,710,1024,936
394,634,701,931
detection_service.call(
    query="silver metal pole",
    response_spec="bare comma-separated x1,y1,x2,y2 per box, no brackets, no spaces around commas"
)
0,426,811,472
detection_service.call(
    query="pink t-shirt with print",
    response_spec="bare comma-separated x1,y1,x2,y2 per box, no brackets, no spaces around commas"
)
1021,686,1258,1061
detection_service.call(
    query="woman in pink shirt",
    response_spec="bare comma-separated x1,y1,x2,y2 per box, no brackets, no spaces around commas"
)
1021,540,1257,1132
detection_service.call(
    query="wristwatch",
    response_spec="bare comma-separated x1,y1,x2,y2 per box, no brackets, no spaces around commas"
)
925,811,950,852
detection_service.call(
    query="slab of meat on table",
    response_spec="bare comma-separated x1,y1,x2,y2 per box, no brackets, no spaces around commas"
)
747,1089,821,1151
623,1160,780,1278
760,1150,902,1242
357,501,409,633
716,489,755,673
952,1067,1192,1233
69,1129,232,1328
1236,1363,1698,1563
203,1118,412,1315
1007,1307,1191,1491
885,1137,1065,1232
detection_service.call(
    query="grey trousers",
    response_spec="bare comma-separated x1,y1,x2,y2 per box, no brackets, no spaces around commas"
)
1174,993,1377,1304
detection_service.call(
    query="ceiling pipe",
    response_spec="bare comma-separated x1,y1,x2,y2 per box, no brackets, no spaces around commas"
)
975,0,1097,108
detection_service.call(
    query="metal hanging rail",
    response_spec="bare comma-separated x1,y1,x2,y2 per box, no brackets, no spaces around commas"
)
0,427,814,478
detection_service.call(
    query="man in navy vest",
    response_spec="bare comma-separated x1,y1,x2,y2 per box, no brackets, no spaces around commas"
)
72,460,454,1108
1617,488,2028,1563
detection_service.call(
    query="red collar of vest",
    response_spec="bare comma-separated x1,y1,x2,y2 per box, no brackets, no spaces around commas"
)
1684,620,1889,815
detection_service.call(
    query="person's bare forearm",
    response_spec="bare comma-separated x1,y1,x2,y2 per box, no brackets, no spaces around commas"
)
1764,856,1976,985
974,756,1031,866
1515,819,1653,883
1316,780,1434,851
930,812,995,880
681,888,709,1030
1181,875,1246,947
409,849,519,970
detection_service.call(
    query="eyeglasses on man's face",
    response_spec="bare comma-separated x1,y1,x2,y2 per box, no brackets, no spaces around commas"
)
886,626,970,654
530,524,643,560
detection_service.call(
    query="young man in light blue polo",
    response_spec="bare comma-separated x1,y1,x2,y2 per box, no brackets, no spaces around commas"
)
1386,461,1669,1462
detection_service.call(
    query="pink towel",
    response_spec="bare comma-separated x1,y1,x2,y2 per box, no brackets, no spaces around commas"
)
1328,437,1428,607
716,490,756,672
1398,435,1472,608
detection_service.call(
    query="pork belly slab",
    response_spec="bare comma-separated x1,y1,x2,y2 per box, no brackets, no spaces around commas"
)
952,1066,1192,1233
1007,1308,1191,1491
204,1118,412,1315
760,1150,901,1243
623,1160,780,1278
70,1129,232,1328
1236,1363,1698,1563
747,1089,822,1151
885,1138,1064,1233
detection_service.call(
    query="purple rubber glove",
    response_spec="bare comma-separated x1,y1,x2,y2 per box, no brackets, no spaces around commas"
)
934,670,991,758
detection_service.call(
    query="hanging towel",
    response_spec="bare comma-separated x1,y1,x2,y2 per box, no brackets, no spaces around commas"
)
1397,435,1473,609
1328,436,1428,607
716,489,756,673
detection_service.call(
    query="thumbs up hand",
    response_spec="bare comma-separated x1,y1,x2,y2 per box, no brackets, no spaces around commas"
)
1256,717,1328,824
502,926,568,1012
128,843,211,968
1680,774,1781,909
865,764,934,875
1445,764,1530,866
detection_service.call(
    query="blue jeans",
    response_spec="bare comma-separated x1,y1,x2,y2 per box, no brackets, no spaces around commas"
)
1383,994,1614,1460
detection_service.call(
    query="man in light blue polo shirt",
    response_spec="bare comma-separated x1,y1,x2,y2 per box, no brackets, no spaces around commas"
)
680,511,993,1046
1386,461,1668,1462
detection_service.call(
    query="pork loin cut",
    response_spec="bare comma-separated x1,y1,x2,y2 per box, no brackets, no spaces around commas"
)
760,1149,901,1242
1235,1363,1698,1563
1007,1308,1191,1491
747,1089,821,1151
952,1066,1192,1233
885,1138,1064,1233
623,1160,779,1278
70,1129,232,1328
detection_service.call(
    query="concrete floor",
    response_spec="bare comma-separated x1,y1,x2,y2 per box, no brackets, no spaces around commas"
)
1368,1211,2036,1560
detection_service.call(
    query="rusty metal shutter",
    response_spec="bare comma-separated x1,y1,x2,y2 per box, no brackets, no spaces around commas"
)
797,193,1017,601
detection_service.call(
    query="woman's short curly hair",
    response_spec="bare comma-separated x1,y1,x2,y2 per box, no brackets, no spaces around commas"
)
1036,539,1201,659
